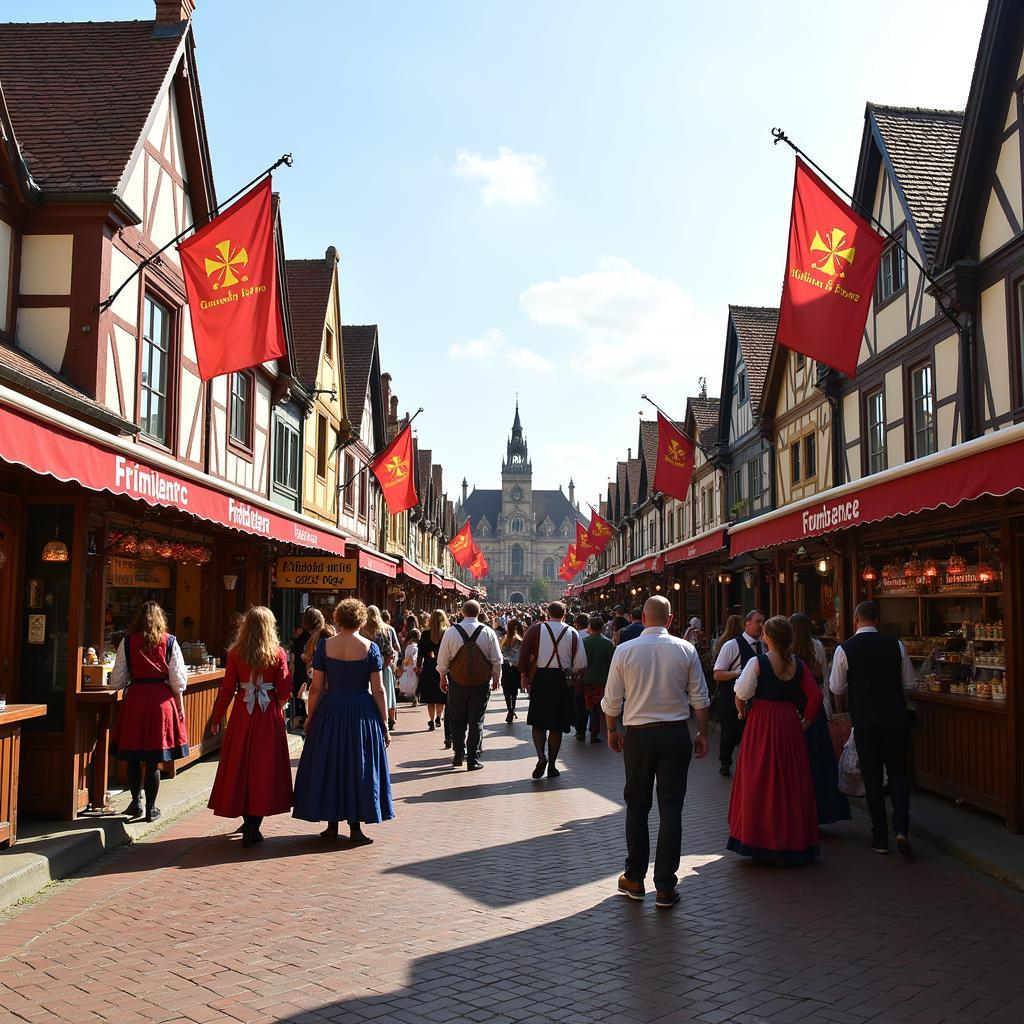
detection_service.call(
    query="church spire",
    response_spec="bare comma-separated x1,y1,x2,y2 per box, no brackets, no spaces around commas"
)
503,401,530,475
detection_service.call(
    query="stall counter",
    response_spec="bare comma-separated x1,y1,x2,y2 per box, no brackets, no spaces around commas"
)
0,704,47,847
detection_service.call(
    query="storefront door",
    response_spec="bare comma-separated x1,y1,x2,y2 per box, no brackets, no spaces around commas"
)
0,495,18,686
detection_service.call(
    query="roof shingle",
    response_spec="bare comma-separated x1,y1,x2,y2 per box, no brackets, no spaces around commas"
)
869,104,964,264
0,20,185,194
342,325,377,433
729,305,778,417
284,256,335,389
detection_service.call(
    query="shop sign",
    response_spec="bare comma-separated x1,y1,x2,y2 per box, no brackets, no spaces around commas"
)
800,498,861,536
27,614,46,644
108,557,172,589
276,556,356,590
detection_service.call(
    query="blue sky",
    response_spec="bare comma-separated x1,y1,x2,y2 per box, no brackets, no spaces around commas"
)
14,0,987,510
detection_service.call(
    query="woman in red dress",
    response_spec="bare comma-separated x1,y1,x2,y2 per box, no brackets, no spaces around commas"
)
109,601,189,822
727,615,822,865
208,606,293,848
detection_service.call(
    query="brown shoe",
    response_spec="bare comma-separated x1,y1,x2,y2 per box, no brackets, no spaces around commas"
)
617,874,645,901
655,889,680,909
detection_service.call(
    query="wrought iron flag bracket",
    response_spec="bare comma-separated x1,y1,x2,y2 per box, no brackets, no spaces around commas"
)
770,128,965,334
337,407,424,492
640,394,715,461
94,153,294,313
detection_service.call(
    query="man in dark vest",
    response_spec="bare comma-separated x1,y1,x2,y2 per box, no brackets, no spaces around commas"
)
830,600,917,856
712,609,765,776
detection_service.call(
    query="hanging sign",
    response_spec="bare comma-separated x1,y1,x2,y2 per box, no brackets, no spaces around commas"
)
108,557,172,589
276,556,357,590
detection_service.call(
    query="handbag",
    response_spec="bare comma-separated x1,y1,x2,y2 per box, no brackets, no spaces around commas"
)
825,688,852,763
837,730,865,797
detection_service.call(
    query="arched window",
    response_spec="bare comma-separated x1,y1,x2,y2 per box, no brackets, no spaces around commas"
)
511,515,524,534
543,558,555,579
510,544,524,576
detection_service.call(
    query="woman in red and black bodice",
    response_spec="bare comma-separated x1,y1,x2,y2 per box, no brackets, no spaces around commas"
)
109,601,190,822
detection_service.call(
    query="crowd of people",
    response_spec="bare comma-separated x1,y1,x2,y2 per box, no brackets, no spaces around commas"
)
105,589,916,905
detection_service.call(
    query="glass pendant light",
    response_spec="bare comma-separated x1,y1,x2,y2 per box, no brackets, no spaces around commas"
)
41,527,69,563
861,563,878,582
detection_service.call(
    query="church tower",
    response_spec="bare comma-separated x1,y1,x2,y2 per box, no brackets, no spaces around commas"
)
501,402,533,585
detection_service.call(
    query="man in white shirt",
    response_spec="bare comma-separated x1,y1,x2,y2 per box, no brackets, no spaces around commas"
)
830,600,916,855
602,596,709,909
712,609,765,776
437,599,502,771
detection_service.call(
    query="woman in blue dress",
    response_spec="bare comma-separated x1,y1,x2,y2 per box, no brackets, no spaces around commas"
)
293,598,394,844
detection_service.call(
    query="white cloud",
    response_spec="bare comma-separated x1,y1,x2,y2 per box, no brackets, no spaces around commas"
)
453,147,548,205
449,327,553,373
518,256,721,393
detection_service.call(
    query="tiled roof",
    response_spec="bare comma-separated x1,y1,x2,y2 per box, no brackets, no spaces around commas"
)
689,395,721,447
870,104,964,264
284,257,334,389
460,489,582,532
626,458,642,509
729,305,778,417
0,340,132,430
342,325,377,433
417,450,432,513
639,421,659,486
0,20,185,194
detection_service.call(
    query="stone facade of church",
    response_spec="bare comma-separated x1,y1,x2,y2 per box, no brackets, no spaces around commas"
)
455,405,584,604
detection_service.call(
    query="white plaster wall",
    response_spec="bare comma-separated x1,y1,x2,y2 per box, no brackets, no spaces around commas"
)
17,307,69,369
179,369,202,461
0,220,12,332
885,367,905,469
110,248,139,327
980,129,1021,259
20,235,73,295
981,282,1011,422
113,323,138,421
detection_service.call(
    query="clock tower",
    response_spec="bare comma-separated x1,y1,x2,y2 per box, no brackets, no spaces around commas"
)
501,402,533,569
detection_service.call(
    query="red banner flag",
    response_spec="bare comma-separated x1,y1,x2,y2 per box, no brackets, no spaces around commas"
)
558,566,574,582
369,424,418,515
178,178,286,381
777,159,885,378
653,413,695,502
575,520,600,562
587,505,616,553
469,550,489,579
447,520,476,568
562,545,584,576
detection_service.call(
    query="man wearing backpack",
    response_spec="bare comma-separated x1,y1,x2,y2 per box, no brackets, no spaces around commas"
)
437,599,503,771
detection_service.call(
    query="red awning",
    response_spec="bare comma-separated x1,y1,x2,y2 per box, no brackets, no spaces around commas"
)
430,571,445,589
0,394,347,555
629,555,664,578
664,528,728,565
350,547,398,578
728,425,1024,556
585,573,612,592
455,581,471,597
399,558,430,585
442,578,456,591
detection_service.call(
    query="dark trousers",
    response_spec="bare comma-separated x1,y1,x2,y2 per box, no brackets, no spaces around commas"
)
574,689,601,738
716,680,745,766
623,723,693,891
447,683,489,762
854,724,911,842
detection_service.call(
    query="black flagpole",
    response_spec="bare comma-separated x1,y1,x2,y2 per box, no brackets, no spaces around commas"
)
771,128,964,332
640,394,715,460
95,153,294,313
337,407,424,494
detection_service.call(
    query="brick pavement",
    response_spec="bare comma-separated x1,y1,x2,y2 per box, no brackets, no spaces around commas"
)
2,701,1023,1024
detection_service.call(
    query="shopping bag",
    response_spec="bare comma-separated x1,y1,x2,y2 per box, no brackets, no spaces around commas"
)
837,731,865,797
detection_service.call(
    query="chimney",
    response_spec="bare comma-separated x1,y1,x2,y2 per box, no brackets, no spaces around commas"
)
390,395,399,425
461,478,468,504
381,373,393,424
568,478,575,506
325,245,338,266
627,448,632,460
155,0,195,25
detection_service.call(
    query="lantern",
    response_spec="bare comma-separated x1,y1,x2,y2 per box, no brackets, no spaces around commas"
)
157,537,174,560
139,537,160,560
41,528,69,563
977,560,995,584
117,533,139,556
922,559,939,579
903,552,922,579
861,564,878,582
947,552,967,575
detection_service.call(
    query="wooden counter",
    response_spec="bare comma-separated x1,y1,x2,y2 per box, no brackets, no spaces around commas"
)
73,670,226,813
909,688,1010,817
0,704,47,847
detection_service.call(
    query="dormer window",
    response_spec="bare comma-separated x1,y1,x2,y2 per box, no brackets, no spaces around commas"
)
877,233,907,304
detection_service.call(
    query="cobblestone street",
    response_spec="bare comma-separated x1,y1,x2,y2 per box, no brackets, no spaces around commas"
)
1,704,1023,1024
